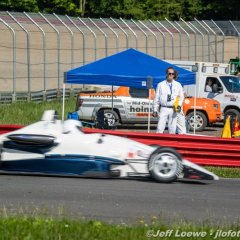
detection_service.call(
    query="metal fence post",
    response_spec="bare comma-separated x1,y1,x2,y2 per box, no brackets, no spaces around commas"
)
66,15,85,66
139,20,158,57
157,20,174,59
54,14,74,69
54,14,76,94
165,18,182,60
230,20,240,59
149,20,166,59
66,15,85,65
194,18,210,62
110,18,129,49
174,21,190,60
0,17,16,101
100,18,119,53
181,18,197,61
202,20,218,62
65,16,85,90
7,11,31,100
77,17,97,60
211,20,225,63
24,12,47,99
131,19,148,53
39,12,61,96
188,21,204,62
120,18,138,50
88,18,108,57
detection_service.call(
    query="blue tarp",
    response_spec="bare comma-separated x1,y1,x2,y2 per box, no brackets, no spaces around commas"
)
64,48,195,88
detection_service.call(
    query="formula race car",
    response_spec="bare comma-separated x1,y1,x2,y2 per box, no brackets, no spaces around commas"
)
0,110,219,183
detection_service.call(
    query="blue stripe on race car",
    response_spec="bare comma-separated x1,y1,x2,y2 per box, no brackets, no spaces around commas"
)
45,154,125,165
0,155,125,176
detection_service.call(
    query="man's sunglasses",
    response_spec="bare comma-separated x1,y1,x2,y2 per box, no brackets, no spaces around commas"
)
168,72,175,75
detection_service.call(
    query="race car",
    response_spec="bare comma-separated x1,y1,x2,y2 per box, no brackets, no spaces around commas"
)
0,110,219,183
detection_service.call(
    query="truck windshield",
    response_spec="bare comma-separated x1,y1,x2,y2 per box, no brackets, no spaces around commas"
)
220,76,240,93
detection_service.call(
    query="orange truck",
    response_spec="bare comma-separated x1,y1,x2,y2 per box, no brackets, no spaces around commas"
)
75,86,222,132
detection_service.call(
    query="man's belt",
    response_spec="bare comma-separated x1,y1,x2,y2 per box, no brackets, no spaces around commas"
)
161,106,173,108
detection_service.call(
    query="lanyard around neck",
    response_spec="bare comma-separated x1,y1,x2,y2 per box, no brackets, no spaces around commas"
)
168,83,172,94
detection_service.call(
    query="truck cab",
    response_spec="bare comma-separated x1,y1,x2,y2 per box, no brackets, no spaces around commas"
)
194,74,240,120
168,60,240,120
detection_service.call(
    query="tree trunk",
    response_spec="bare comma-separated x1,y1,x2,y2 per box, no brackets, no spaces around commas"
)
79,0,86,17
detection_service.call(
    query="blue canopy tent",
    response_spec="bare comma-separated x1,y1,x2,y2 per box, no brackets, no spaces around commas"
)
63,48,196,132
64,48,195,88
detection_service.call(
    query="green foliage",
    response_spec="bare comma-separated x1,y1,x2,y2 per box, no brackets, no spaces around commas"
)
0,0,239,20
0,0,39,12
87,0,123,18
206,166,240,178
201,0,240,20
38,0,80,16
0,216,239,240
0,98,76,125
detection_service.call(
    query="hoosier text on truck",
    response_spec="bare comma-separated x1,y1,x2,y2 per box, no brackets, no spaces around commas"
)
75,86,221,132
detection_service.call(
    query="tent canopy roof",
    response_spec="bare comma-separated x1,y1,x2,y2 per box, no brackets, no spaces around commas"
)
64,48,195,88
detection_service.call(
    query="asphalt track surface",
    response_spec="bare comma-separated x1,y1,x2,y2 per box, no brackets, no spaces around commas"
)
0,174,239,225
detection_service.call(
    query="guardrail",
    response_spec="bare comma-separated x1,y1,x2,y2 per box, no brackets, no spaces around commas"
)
0,88,82,104
1,125,240,167
84,129,240,167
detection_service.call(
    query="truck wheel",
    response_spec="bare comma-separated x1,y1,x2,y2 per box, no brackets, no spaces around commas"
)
224,109,240,122
148,147,183,183
96,109,119,129
104,109,119,128
186,111,207,132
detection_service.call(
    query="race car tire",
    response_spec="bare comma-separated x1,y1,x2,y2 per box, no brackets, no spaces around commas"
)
186,111,207,132
148,147,183,183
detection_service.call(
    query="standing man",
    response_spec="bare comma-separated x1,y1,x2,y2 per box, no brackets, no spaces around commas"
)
174,70,187,134
153,67,184,134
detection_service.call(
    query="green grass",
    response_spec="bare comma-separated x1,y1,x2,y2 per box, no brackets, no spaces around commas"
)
0,216,239,240
206,166,240,178
0,98,76,125
0,99,240,179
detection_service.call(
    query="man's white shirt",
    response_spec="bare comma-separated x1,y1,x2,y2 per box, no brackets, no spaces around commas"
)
153,80,184,112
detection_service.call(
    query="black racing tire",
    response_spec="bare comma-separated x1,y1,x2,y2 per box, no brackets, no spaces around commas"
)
148,147,183,183
186,111,207,132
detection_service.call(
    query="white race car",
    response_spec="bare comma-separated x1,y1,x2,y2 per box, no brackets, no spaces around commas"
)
0,110,219,183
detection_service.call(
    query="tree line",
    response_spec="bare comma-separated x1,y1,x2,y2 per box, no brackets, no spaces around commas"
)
0,0,239,20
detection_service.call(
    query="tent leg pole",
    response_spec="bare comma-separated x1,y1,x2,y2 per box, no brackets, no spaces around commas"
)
62,83,66,122
148,89,151,133
112,85,114,128
193,78,197,135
